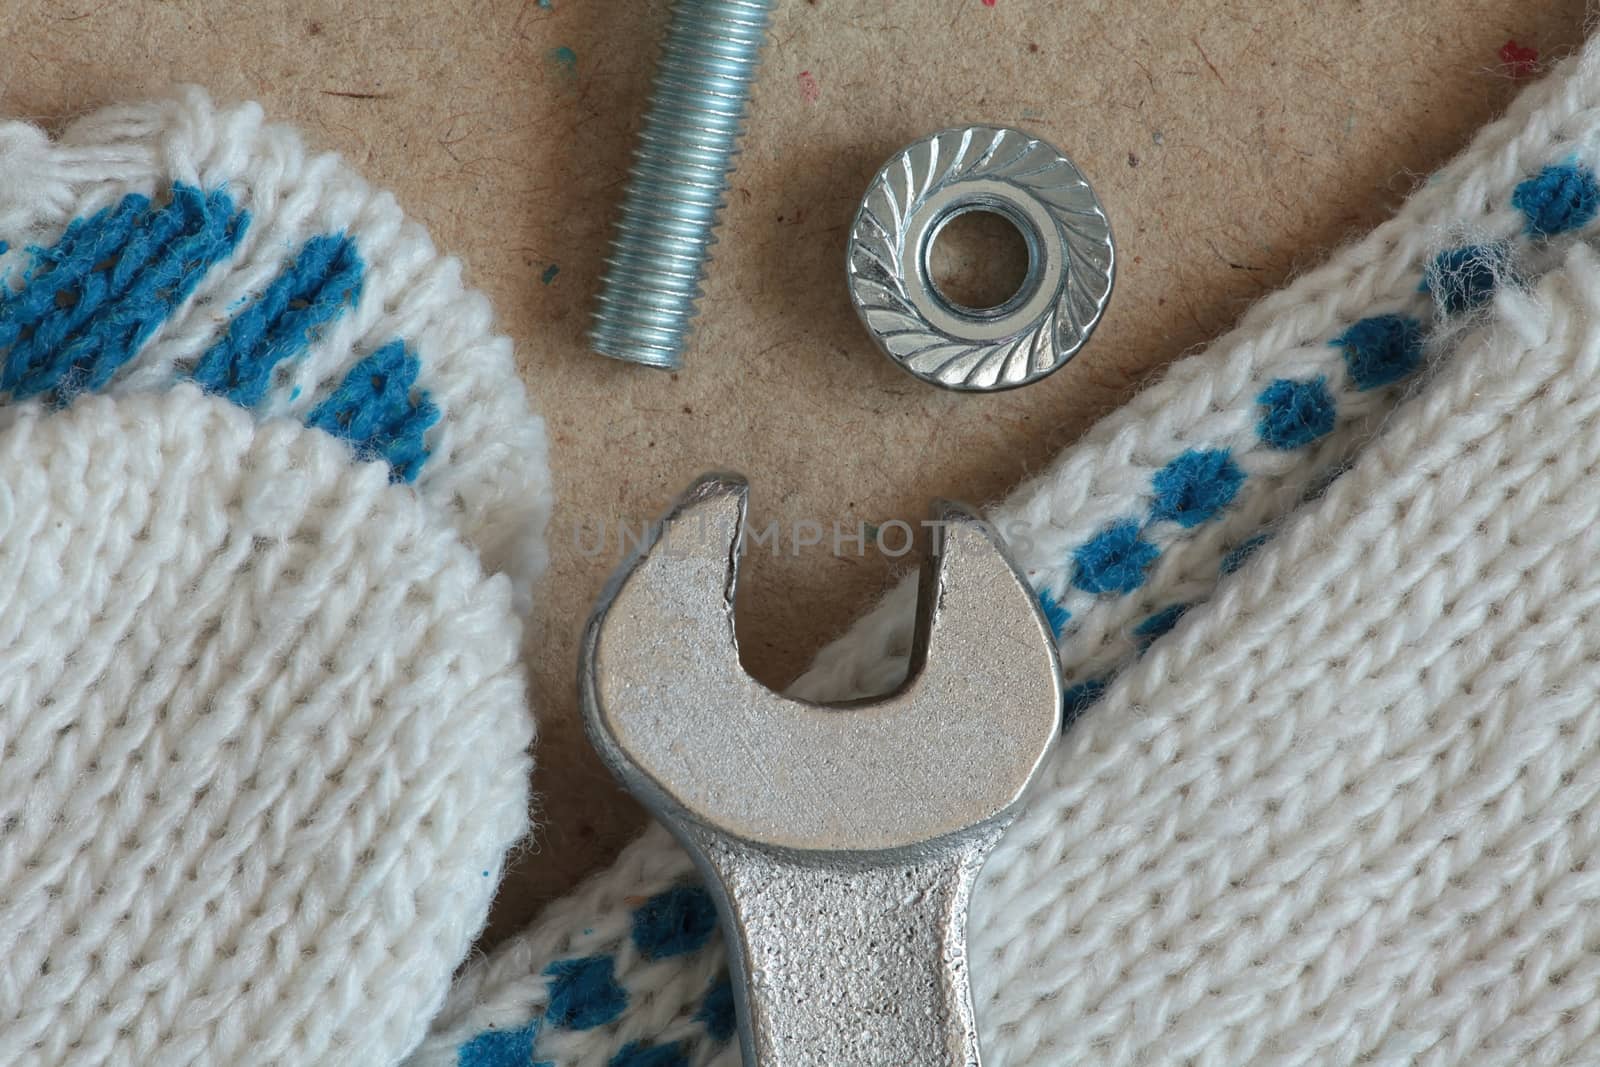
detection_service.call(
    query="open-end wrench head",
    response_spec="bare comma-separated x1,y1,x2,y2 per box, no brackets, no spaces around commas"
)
579,472,1063,854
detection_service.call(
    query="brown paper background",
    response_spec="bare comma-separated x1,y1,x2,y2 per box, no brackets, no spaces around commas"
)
3,0,1590,945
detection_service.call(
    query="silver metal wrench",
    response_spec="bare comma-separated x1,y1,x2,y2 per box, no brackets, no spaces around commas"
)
580,474,1062,1066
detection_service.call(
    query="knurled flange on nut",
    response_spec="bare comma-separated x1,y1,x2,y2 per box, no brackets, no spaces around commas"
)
848,126,1115,392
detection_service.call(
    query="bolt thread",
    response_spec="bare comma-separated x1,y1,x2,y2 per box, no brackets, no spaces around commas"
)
589,0,778,370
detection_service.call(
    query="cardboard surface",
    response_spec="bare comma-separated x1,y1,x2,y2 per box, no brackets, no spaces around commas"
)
3,0,1590,944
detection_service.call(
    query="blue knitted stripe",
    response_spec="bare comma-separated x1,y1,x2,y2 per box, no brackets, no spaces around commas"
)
628,886,718,961
1424,244,1503,315
1134,603,1189,651
1,186,247,400
609,1042,687,1067
1220,533,1271,576
2,195,176,385
694,976,736,1042
1257,376,1337,450
1072,520,1159,596
306,340,439,483
457,1019,542,1067
1512,162,1600,239
38,189,245,400
542,955,627,1031
1037,588,1071,639
0,192,150,352
0,190,453,486
1150,449,1244,528
190,232,364,406
1333,314,1424,392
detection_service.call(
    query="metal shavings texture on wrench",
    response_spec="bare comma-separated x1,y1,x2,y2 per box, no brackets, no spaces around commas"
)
848,126,1115,391
579,473,1063,1065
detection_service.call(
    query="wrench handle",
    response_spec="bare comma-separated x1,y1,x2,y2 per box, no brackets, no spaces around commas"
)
687,825,1006,1067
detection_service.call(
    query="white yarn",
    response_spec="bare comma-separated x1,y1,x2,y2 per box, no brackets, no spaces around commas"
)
418,34,1600,1067
0,89,552,613
0,386,534,1065
970,243,1600,1064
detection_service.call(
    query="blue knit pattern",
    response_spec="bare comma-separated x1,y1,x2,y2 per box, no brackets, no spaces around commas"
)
1150,449,1244,528
630,886,718,961
1072,520,1160,595
1257,377,1337,450
1512,162,1600,238
190,232,364,406
456,1019,545,1067
1031,178,1583,725
1425,244,1503,315
1037,589,1071,639
456,895,738,1063
542,956,628,1031
1220,533,1271,576
0,184,441,484
1334,314,1424,391
0,185,247,402
1133,604,1189,651
609,1042,688,1067
1006,174,1597,726
695,976,737,1042
306,340,439,484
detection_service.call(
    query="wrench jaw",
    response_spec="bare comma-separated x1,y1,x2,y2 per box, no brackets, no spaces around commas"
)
912,497,1064,808
580,474,1065,1067
582,480,1063,854
577,470,752,827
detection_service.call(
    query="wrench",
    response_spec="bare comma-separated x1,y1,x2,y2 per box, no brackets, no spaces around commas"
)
580,474,1062,1066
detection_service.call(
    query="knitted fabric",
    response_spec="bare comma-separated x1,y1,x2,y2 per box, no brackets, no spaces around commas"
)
964,243,1600,1065
0,386,534,1065
0,88,551,612
0,93,549,1064
417,36,1600,1067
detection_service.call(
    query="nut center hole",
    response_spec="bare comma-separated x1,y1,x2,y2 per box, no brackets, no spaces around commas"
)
928,208,1032,313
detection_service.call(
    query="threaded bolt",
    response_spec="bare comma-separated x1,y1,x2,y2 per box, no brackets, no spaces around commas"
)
589,0,779,370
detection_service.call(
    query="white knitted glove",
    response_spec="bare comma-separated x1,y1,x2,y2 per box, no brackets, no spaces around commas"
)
963,234,1600,1067
0,88,550,610
418,34,1600,1067
0,387,532,1064
0,93,550,1065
